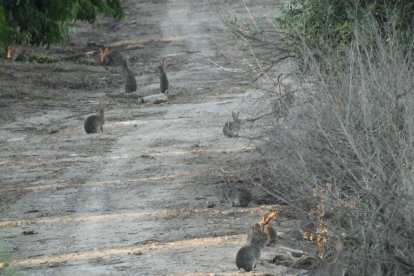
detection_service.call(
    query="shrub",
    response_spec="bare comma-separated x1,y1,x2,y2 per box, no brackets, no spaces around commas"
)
0,0,124,50
263,15,414,274
279,0,414,54
217,2,414,274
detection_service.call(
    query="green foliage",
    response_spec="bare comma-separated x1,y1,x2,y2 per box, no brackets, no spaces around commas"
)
16,54,60,63
218,11,265,42
0,6,7,48
0,0,124,48
279,0,414,53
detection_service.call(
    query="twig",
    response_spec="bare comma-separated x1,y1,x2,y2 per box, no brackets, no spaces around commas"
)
242,0,259,31
207,58,242,73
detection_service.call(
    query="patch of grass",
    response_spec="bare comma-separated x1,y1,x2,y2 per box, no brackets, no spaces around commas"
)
16,54,60,64
0,239,21,276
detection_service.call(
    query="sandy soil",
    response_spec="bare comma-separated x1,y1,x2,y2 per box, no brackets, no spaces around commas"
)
0,1,314,275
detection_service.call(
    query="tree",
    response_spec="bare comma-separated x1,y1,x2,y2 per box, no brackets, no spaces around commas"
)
0,0,124,50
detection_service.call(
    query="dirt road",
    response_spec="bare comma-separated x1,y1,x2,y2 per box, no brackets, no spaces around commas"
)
0,1,304,275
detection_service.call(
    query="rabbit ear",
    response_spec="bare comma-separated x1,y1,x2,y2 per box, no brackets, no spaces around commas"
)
100,47,112,62
122,58,129,66
223,177,232,191
335,240,344,254
103,47,114,55
160,58,165,68
254,223,262,232
100,48,105,61
232,111,239,121
98,102,105,113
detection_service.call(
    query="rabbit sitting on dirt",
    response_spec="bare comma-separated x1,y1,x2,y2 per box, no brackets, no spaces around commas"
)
246,223,267,246
236,223,265,272
122,59,137,93
100,47,123,66
159,58,169,94
6,46,20,61
247,211,278,246
223,111,241,138
225,186,253,207
84,102,105,134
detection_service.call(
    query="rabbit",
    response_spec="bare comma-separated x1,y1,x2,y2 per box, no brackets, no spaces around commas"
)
122,59,137,93
236,223,265,272
312,263,345,276
100,47,123,66
84,102,105,134
159,58,169,94
259,211,279,246
312,240,345,276
223,111,241,138
6,46,19,61
246,223,267,246
11,48,20,62
225,186,253,207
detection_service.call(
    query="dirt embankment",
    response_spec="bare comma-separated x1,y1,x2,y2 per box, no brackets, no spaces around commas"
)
0,1,310,275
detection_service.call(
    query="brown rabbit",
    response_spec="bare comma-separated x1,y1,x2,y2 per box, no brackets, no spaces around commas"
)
223,111,241,138
236,223,265,272
312,240,345,276
225,186,253,207
100,47,123,66
122,59,137,93
84,102,105,134
259,211,279,246
246,223,267,246
159,58,169,93
6,46,19,61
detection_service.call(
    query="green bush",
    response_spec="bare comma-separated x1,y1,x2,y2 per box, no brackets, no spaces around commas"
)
279,0,414,54
0,0,124,49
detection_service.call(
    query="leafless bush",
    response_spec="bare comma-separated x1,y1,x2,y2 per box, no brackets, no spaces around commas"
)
215,5,297,142
216,5,293,92
262,17,414,274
